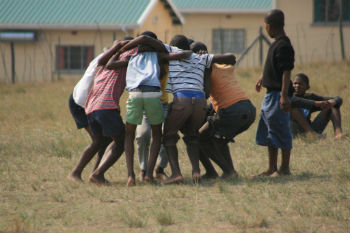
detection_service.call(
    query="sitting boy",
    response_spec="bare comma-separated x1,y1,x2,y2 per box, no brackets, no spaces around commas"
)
191,42,256,179
290,73,343,139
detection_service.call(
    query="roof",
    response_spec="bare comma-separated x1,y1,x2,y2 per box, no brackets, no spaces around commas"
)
172,0,274,13
0,0,184,30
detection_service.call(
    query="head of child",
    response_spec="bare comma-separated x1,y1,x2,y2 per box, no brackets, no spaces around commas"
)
170,35,190,50
293,73,310,96
264,9,285,38
140,31,158,40
190,41,208,54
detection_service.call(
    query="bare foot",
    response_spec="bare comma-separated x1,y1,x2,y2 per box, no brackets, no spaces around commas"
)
68,174,83,183
257,169,277,177
126,176,136,187
221,171,239,179
335,133,343,139
192,172,201,184
278,169,291,176
88,174,110,186
144,176,154,184
162,175,184,185
269,171,280,177
155,170,168,181
201,172,219,180
139,170,146,182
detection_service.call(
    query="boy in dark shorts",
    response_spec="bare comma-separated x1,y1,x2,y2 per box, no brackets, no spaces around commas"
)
255,9,295,176
85,39,138,185
290,73,343,139
190,42,256,179
68,50,112,182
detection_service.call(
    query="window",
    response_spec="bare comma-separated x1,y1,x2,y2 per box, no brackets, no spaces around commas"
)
212,29,246,54
314,0,350,24
56,45,94,72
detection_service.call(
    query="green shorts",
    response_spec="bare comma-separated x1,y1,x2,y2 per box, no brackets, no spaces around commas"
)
126,93,164,125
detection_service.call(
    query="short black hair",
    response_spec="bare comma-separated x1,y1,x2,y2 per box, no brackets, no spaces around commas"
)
187,38,194,46
170,34,190,50
123,36,134,40
190,41,208,53
295,73,310,87
265,9,284,30
140,31,158,40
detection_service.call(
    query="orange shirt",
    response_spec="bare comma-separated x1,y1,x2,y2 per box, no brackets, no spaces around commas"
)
210,64,248,112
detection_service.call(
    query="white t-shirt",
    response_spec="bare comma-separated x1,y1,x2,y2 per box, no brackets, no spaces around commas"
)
72,53,104,108
163,44,213,93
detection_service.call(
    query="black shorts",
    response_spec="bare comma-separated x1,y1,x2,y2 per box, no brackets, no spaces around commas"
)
68,94,88,129
87,109,125,137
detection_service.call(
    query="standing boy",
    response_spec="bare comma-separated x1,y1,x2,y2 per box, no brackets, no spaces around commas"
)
255,9,295,176
190,42,256,179
86,39,138,185
68,49,112,182
163,35,236,184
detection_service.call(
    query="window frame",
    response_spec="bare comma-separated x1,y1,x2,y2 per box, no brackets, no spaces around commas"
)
313,0,350,26
56,45,94,73
212,28,246,54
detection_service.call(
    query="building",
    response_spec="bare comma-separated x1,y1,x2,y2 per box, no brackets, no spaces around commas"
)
0,0,183,83
0,0,349,83
173,0,350,67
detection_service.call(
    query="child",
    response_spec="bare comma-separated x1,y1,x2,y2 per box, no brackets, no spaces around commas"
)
68,48,112,182
190,42,256,179
162,35,236,184
255,9,295,176
290,73,343,138
86,39,138,185
115,32,192,185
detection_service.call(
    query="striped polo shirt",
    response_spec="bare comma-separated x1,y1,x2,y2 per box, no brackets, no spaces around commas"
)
164,44,214,94
85,48,137,115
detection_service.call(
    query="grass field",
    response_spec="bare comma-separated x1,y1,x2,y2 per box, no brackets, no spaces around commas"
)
0,61,349,233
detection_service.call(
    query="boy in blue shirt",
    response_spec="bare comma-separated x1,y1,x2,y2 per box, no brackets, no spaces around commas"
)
255,9,295,176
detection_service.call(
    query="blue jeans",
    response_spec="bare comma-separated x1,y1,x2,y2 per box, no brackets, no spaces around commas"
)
136,102,168,170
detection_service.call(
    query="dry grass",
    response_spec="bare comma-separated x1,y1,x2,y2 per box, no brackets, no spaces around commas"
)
0,61,349,233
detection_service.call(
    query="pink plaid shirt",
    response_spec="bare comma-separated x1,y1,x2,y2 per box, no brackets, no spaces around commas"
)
85,48,138,115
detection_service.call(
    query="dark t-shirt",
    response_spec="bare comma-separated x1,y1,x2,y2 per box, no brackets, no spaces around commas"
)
262,36,295,91
291,93,343,121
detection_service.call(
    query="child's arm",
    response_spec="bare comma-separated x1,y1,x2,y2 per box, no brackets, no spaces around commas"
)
280,70,291,112
98,40,129,66
158,51,192,61
106,60,129,70
211,54,236,65
256,75,263,92
118,35,168,54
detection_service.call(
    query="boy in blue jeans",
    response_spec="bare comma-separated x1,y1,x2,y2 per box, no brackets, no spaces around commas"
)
255,9,295,176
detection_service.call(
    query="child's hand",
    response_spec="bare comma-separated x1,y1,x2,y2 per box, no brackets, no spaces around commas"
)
280,96,291,112
314,101,331,109
255,77,262,92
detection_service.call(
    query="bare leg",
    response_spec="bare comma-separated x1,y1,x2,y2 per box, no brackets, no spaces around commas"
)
279,149,291,175
163,145,183,184
145,124,162,182
199,147,219,179
183,136,201,183
92,137,112,172
124,123,137,186
330,107,343,138
69,126,102,182
291,108,317,134
258,146,278,176
89,133,125,185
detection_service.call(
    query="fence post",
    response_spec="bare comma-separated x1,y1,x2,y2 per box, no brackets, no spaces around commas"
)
10,41,15,84
339,0,345,60
259,27,263,66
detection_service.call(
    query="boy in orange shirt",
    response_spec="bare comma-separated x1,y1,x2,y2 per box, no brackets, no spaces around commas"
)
191,42,256,178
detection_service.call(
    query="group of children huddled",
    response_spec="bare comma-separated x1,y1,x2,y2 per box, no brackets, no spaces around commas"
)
68,9,343,185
